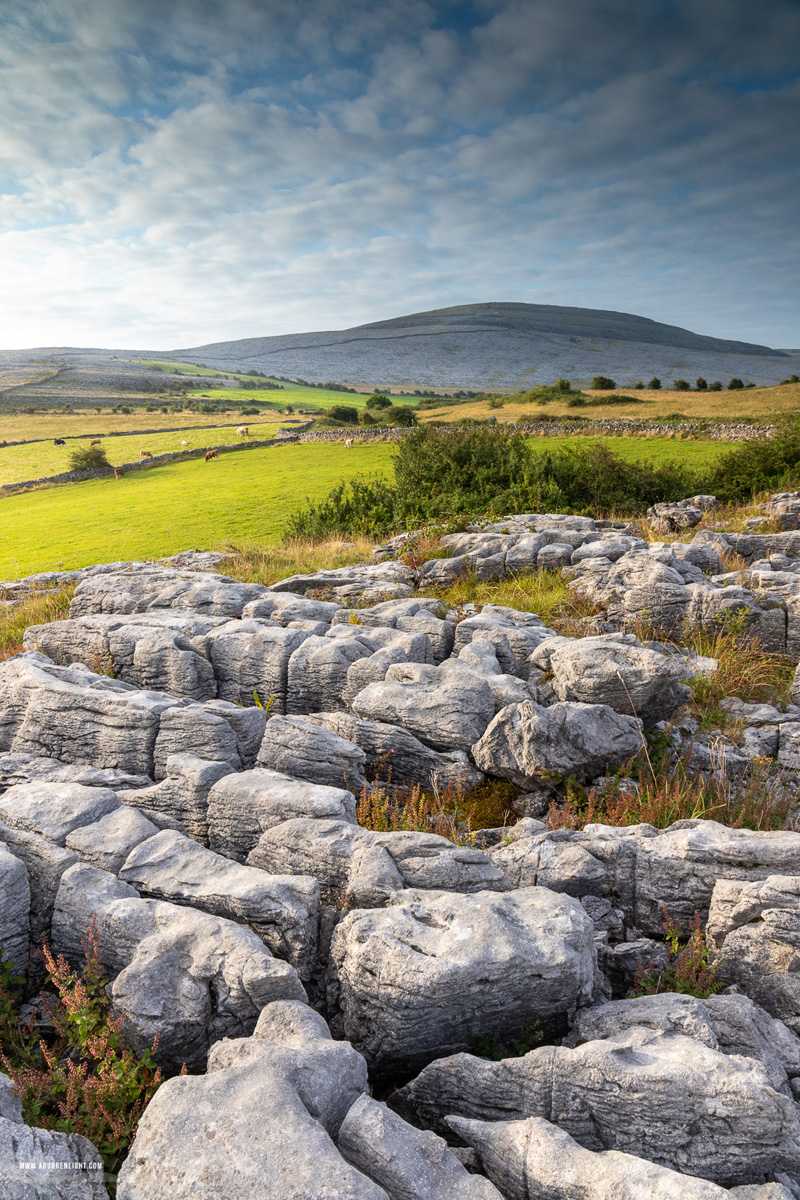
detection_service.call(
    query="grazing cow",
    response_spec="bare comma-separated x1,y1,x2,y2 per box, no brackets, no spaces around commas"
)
114,467,124,479
205,449,219,461
90,439,101,447
181,440,187,445
344,438,354,448
236,425,249,438
53,439,65,446
139,450,153,459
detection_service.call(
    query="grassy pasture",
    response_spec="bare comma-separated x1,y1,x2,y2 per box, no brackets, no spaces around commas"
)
420,381,800,423
0,408,295,443
0,435,730,578
0,441,395,578
0,419,287,486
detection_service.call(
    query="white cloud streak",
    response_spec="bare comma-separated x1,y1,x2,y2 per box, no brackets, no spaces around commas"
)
0,0,797,348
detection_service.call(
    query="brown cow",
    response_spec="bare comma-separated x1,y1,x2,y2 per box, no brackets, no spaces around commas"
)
205,449,219,461
236,425,249,438
114,467,124,479
90,439,101,447
139,450,153,459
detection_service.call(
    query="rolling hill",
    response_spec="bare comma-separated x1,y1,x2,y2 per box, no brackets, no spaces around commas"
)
1,303,798,393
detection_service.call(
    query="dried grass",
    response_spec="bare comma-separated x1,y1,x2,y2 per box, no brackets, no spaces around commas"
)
0,586,74,663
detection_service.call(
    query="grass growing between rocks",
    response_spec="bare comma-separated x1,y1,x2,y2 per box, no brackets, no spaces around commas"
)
217,537,380,586
425,567,601,633
0,587,73,662
356,778,519,841
0,925,167,1193
546,756,793,832
633,911,721,1000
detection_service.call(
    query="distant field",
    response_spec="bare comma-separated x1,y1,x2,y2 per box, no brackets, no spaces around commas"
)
0,419,286,486
138,359,421,411
0,409,291,443
0,435,730,578
421,381,800,423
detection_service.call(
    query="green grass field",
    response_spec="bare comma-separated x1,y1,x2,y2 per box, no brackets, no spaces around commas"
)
0,442,395,578
0,420,286,486
138,359,420,411
0,435,730,579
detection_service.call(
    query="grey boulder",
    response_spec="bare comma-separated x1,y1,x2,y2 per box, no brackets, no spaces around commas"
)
328,886,596,1077
352,661,496,752
472,699,643,785
256,714,366,792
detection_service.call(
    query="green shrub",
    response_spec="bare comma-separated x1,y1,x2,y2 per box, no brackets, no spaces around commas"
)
389,405,416,427
68,445,110,471
648,377,661,389
708,415,800,500
591,375,617,390
328,405,359,424
366,394,393,410
487,396,504,409
729,378,744,390
673,379,691,391
708,381,723,391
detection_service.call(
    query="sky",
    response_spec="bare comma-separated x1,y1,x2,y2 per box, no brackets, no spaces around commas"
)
0,0,798,350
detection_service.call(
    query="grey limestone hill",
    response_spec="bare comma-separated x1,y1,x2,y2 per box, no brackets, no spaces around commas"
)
168,301,800,389
2,303,798,397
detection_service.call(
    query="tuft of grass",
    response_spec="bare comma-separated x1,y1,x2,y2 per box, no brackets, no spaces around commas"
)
546,755,792,832
0,587,74,663
428,567,601,633
218,536,379,586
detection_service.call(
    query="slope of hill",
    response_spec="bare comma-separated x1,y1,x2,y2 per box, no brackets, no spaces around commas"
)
168,303,800,389
1,303,798,393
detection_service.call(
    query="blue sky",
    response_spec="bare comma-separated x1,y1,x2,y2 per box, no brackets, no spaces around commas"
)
0,0,798,349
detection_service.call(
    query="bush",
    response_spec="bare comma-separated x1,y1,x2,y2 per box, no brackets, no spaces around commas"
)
729,378,744,390
390,405,416,427
695,377,707,390
68,445,110,471
708,381,723,391
327,405,359,424
359,411,377,426
673,379,691,391
648,377,661,389
487,396,504,409
591,375,617,390
708,415,800,501
366,393,393,410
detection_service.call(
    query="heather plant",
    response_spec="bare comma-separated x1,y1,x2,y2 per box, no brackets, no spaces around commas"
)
0,923,167,1188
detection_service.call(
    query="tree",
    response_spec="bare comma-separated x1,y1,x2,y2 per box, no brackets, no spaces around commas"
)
695,378,707,390
591,375,617,390
648,378,661,389
68,445,110,471
328,405,359,424
729,378,744,390
554,378,572,392
673,380,690,391
391,405,417,427
360,410,377,426
366,393,393,410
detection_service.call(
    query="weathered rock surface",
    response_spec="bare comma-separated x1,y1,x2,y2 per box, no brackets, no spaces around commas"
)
116,1001,387,1200
531,632,692,726
0,1072,109,1198
304,711,484,791
256,714,366,791
0,840,29,975
707,874,800,1035
338,1094,502,1199
0,782,120,846
121,753,233,843
352,660,496,752
118,829,320,978
472,699,643,785
329,887,596,1077
396,1026,800,1184
248,818,509,907
206,768,356,861
51,863,305,1070
69,567,267,619
447,1114,755,1200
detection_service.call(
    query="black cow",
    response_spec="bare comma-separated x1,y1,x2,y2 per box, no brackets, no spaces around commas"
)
54,439,66,446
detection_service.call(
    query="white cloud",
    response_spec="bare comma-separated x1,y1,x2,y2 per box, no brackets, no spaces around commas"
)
0,0,797,348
